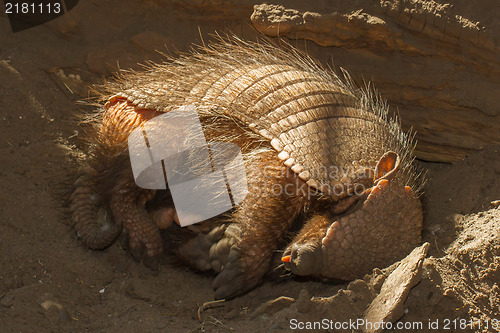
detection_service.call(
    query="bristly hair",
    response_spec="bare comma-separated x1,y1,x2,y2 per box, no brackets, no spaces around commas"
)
86,33,425,196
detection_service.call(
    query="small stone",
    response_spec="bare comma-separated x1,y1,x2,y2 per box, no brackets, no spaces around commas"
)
0,292,14,308
39,295,72,325
55,69,87,96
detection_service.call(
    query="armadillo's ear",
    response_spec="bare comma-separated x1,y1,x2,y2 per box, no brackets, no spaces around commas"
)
374,151,400,182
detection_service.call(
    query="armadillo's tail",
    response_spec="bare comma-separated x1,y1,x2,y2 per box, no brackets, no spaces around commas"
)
69,166,122,249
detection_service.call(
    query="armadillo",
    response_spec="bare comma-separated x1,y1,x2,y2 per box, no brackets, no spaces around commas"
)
69,38,423,300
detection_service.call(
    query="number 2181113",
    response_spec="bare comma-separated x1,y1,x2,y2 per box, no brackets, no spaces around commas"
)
5,2,62,14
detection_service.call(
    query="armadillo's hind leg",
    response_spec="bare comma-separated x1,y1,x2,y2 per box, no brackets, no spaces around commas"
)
95,97,165,268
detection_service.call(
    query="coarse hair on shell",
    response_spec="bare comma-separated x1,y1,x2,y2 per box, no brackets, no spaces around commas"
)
87,34,424,197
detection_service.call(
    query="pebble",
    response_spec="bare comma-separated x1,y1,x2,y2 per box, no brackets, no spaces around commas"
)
55,69,87,96
0,292,14,308
38,294,72,325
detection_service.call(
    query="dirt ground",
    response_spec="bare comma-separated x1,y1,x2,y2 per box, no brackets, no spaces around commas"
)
1,1,499,332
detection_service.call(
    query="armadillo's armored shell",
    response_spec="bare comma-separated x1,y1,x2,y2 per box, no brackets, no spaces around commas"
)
104,40,417,199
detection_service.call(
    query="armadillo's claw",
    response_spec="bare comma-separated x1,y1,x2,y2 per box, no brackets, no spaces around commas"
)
177,224,228,271
211,225,271,299
126,215,163,257
212,246,245,299
281,255,291,263
109,173,164,266
118,228,160,270
141,251,160,270
113,206,163,268
322,221,340,247
213,244,269,300
281,244,323,276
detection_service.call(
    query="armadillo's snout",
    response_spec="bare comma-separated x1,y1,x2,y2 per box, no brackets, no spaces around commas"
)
282,243,323,276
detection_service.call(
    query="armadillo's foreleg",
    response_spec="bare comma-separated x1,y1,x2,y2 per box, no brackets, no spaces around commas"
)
206,150,305,299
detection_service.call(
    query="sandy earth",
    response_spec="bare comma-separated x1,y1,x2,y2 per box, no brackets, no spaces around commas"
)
1,1,499,332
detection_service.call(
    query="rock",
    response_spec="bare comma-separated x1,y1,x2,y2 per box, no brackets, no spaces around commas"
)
250,2,500,162
363,243,429,333
251,4,390,48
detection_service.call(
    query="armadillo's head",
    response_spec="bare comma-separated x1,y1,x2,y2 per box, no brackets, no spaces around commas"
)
281,151,423,280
